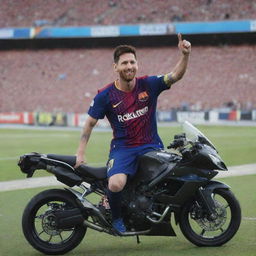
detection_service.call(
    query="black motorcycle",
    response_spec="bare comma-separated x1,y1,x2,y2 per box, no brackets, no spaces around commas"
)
18,121,241,255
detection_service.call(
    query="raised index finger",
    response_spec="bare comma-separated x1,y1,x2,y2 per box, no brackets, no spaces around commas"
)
178,33,182,42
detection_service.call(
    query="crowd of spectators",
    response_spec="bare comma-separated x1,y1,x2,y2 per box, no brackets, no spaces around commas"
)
1,0,255,114
1,45,255,113
0,0,256,28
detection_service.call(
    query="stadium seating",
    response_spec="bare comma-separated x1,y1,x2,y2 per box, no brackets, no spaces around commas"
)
0,0,255,27
1,45,255,112
1,0,255,113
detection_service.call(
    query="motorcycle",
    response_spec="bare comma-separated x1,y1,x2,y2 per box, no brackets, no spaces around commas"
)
18,121,241,255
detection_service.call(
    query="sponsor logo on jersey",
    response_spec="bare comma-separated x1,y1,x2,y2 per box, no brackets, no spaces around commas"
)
138,91,149,102
112,100,123,108
117,106,148,122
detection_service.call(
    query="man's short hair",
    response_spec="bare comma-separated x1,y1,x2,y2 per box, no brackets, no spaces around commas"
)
113,45,137,63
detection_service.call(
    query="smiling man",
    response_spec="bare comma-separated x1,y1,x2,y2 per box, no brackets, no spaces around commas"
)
75,34,191,233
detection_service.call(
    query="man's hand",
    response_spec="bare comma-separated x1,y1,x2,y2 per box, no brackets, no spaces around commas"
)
74,153,86,168
178,33,191,55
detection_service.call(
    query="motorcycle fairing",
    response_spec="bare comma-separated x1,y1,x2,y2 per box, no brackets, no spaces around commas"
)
134,151,179,186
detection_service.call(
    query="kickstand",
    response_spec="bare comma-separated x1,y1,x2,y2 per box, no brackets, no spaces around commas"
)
136,235,140,244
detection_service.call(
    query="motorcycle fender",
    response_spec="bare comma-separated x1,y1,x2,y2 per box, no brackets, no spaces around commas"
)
198,181,230,215
204,180,230,192
174,181,230,225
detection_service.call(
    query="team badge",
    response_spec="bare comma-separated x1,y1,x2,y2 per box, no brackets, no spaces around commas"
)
138,91,149,102
107,159,114,172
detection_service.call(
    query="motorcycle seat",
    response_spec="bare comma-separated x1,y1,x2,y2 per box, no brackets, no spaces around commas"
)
76,165,107,180
47,154,107,180
47,154,76,166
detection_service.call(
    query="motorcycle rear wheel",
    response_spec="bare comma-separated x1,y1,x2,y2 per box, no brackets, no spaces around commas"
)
22,189,87,255
179,188,241,246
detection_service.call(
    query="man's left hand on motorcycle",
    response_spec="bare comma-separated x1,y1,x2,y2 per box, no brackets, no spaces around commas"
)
75,154,86,168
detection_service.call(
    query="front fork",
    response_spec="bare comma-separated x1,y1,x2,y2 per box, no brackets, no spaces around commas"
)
197,181,230,219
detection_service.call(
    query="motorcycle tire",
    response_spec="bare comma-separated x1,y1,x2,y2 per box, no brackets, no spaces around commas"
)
179,188,241,247
22,189,87,255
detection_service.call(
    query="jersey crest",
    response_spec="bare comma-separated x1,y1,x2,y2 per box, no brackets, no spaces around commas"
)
138,91,149,102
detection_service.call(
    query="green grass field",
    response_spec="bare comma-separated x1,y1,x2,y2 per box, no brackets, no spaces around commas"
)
0,125,256,181
0,175,255,256
0,125,256,256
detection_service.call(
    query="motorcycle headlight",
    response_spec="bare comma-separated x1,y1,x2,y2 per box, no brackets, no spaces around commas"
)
208,154,221,166
208,153,227,170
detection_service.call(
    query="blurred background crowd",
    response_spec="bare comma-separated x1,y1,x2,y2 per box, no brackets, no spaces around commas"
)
1,0,256,119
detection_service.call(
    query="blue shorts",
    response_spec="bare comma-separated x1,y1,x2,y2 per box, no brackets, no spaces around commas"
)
106,144,163,178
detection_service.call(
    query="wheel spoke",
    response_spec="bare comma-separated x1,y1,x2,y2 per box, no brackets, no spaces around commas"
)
200,229,206,236
47,235,53,242
183,189,240,245
59,233,64,242
23,191,87,252
38,230,45,237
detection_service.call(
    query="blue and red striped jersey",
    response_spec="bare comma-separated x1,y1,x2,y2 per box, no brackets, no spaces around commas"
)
88,75,169,149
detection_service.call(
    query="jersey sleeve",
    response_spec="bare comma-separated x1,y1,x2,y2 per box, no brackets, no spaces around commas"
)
88,92,107,119
145,75,170,96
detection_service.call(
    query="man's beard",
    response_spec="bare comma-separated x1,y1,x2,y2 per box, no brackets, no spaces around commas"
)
120,70,136,82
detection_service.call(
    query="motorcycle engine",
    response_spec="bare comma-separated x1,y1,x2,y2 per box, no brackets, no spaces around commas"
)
129,195,152,212
124,194,153,230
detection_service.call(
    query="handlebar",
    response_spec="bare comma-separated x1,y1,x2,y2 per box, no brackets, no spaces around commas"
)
167,133,187,150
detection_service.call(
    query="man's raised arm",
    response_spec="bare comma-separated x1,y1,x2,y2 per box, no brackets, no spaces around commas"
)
164,33,191,87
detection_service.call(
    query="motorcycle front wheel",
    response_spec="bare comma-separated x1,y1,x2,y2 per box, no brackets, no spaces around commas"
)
179,188,241,247
22,189,87,255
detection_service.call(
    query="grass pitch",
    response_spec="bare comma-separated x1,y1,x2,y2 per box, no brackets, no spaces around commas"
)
0,175,255,256
0,125,255,181
0,124,256,255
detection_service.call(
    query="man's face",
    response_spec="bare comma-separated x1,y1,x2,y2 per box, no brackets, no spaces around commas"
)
114,53,138,82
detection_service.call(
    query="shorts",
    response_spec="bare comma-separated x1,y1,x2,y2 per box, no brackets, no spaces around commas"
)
106,143,163,178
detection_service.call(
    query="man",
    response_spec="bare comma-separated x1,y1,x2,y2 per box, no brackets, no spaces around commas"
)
75,34,191,233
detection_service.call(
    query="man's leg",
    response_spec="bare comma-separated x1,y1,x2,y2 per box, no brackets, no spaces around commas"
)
107,174,127,232
108,173,127,192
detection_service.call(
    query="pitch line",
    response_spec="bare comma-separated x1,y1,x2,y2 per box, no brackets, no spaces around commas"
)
243,217,256,221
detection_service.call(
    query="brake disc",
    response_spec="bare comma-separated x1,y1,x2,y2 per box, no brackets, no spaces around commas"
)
41,212,61,236
194,201,227,231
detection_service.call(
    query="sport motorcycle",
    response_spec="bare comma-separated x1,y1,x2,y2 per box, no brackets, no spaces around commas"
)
18,121,241,255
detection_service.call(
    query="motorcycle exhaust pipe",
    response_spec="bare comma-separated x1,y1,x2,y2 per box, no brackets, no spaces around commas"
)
54,208,84,229
83,219,151,236
66,188,111,228
83,220,105,232
146,206,170,224
80,198,111,227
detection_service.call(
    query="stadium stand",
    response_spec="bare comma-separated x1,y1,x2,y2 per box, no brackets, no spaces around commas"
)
0,0,256,118
0,0,256,27
1,45,255,113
